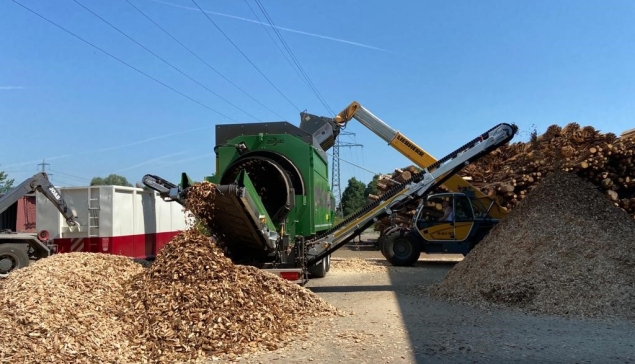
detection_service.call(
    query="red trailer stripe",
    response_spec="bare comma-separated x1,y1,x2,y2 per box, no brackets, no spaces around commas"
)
53,231,182,259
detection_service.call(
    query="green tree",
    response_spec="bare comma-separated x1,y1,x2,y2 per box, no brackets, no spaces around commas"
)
0,170,14,193
340,177,367,217
90,174,133,187
364,174,380,198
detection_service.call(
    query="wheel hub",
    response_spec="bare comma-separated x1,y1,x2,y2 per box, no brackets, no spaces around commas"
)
0,254,17,275
394,240,412,258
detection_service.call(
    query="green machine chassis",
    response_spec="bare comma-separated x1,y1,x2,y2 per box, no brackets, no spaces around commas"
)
143,113,517,283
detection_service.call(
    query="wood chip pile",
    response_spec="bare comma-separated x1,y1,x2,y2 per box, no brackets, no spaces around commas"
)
182,181,225,248
184,181,220,229
125,229,338,363
430,172,635,320
0,253,145,363
1,181,338,363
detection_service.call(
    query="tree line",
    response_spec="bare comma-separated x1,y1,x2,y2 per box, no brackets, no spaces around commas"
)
338,175,380,217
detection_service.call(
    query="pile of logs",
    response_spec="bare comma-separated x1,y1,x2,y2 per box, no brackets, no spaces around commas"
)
460,123,635,215
370,166,448,233
371,123,635,233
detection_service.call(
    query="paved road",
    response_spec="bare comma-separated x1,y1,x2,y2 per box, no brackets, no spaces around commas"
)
224,249,635,364
334,232,464,262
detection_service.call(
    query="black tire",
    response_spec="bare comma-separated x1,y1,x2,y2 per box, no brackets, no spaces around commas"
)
132,258,153,268
378,227,406,259
378,234,389,258
382,232,420,266
308,257,327,278
0,243,30,277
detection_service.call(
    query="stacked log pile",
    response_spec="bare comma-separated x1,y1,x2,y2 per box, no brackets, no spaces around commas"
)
370,166,448,233
370,123,635,233
459,123,635,217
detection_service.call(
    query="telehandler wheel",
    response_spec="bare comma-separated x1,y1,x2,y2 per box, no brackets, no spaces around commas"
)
0,244,30,277
378,235,389,259
378,227,406,259
382,233,420,266
378,232,393,258
308,257,327,278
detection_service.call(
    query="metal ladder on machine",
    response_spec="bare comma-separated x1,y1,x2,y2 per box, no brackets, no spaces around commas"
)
88,187,100,252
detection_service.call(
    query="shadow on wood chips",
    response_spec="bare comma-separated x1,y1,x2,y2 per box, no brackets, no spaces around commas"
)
430,171,635,321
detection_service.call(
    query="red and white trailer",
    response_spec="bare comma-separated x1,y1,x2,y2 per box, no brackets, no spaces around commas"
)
36,185,189,260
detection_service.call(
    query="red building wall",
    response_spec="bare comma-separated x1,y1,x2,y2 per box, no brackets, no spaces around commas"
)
16,196,36,232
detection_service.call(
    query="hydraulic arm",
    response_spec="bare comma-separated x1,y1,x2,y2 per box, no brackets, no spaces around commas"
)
0,172,79,230
305,122,517,265
332,101,509,219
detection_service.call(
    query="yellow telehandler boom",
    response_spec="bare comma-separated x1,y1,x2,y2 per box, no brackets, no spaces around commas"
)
333,101,508,219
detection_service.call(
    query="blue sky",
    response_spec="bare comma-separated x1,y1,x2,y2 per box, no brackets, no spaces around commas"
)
1,0,633,197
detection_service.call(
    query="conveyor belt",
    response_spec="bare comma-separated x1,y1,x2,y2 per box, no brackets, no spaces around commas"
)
211,184,270,254
305,123,517,265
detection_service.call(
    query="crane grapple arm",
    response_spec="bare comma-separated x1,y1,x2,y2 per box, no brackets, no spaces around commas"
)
142,174,186,205
0,172,79,229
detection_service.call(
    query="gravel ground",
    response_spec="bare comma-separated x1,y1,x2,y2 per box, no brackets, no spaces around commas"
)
334,232,464,262
215,249,635,364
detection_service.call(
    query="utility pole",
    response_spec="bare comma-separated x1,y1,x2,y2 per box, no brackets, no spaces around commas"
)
37,159,51,176
331,131,363,217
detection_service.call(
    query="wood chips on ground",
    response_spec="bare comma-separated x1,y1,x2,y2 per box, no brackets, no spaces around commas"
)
430,172,635,321
0,253,145,364
330,258,387,273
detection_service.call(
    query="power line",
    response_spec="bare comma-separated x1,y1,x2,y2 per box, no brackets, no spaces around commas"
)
189,0,301,112
252,0,334,115
244,0,330,114
71,0,258,121
49,169,91,182
325,150,377,176
242,0,305,84
8,0,236,121
1,170,31,174
37,159,54,179
50,177,79,187
252,0,333,115
124,0,286,120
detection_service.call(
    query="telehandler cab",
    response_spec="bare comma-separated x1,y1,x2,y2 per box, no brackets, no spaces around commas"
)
379,191,500,266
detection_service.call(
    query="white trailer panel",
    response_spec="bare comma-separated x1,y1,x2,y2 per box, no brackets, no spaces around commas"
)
37,185,189,258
